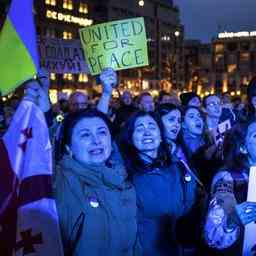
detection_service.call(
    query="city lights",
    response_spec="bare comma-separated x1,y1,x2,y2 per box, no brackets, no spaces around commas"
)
46,10,93,27
174,31,180,37
218,31,256,39
138,0,145,7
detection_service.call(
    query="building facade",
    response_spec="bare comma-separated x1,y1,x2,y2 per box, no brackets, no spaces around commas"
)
212,31,256,96
183,32,256,98
33,0,184,99
183,40,212,97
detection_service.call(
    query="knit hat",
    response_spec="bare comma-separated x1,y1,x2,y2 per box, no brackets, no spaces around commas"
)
180,92,200,106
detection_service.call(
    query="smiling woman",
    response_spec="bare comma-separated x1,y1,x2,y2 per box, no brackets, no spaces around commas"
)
54,109,138,256
119,111,196,256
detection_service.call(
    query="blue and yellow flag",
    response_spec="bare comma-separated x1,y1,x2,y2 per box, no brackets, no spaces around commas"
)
0,0,38,95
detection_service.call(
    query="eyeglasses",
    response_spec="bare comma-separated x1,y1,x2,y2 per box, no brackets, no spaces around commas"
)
207,102,222,107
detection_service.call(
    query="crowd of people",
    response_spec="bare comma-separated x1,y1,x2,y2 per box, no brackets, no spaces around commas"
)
1,68,256,256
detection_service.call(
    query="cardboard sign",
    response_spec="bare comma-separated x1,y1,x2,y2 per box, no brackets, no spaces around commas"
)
243,167,256,255
79,17,149,75
38,37,89,74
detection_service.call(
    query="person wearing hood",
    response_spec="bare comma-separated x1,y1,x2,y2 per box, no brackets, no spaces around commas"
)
54,109,138,256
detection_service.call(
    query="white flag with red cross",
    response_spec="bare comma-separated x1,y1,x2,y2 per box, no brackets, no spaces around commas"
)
0,100,63,256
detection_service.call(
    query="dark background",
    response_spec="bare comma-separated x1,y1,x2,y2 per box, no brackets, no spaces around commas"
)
174,0,256,42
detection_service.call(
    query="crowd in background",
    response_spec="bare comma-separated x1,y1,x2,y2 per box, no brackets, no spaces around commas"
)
1,68,256,256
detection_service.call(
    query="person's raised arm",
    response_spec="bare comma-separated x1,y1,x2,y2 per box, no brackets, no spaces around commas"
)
24,68,53,127
97,68,117,114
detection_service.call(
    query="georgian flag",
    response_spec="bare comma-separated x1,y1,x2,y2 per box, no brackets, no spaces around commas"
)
0,100,63,255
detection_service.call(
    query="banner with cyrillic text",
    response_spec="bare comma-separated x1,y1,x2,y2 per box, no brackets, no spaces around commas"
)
38,37,89,74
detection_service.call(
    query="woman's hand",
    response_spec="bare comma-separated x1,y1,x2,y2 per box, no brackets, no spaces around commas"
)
235,201,256,226
99,68,118,95
24,79,51,113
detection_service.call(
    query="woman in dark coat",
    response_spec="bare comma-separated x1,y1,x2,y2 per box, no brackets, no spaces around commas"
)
156,103,206,255
119,111,196,256
180,106,223,192
54,109,138,256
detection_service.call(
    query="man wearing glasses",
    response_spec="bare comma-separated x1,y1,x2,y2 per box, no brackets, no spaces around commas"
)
203,95,223,130
68,92,89,114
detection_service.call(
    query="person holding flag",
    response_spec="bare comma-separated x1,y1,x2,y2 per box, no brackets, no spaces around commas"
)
0,0,64,255
0,74,64,255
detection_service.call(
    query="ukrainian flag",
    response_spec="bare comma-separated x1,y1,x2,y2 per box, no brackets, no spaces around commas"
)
0,0,38,95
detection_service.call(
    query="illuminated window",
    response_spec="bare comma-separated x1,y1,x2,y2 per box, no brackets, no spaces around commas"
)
63,73,73,81
215,54,224,64
78,73,88,82
242,77,249,85
79,3,88,14
227,64,237,73
215,44,224,53
45,0,56,6
63,31,73,39
63,0,73,10
240,53,250,62
50,73,56,80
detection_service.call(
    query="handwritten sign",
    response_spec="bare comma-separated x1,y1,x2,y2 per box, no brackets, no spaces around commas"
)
243,167,256,255
79,17,149,75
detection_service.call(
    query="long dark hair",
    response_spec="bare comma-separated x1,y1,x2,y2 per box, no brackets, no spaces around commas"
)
156,103,182,121
223,121,256,172
118,111,170,177
155,103,182,154
180,106,210,159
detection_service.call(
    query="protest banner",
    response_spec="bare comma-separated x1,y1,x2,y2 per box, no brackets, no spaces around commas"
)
243,167,256,255
79,17,149,75
38,37,89,74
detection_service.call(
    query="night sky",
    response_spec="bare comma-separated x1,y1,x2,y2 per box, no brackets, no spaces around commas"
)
174,0,256,42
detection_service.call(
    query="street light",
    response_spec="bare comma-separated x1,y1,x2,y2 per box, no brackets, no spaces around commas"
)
171,30,180,90
138,0,144,7
174,30,180,38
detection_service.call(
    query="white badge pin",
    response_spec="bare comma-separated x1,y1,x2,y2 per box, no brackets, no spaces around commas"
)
89,197,99,208
184,173,192,182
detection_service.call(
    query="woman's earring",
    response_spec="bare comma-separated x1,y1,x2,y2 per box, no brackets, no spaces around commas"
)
65,145,73,158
